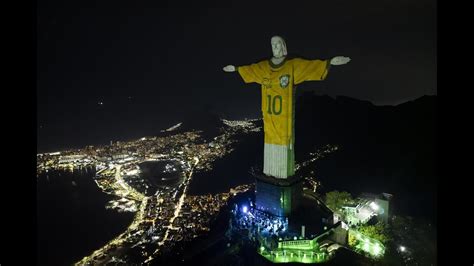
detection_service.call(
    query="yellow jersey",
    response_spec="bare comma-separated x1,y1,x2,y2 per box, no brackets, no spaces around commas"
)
237,58,329,146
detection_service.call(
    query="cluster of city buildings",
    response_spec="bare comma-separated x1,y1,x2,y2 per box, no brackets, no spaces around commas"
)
38,118,262,176
38,119,263,265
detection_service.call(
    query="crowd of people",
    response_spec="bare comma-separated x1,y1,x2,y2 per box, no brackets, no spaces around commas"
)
230,202,288,238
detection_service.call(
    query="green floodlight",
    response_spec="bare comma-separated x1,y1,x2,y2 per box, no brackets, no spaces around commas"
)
373,244,381,256
364,242,370,250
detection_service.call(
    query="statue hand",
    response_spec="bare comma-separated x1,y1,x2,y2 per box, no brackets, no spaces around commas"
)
223,65,236,72
330,56,351,65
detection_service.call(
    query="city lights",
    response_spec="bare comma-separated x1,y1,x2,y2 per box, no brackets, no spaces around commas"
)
39,119,261,265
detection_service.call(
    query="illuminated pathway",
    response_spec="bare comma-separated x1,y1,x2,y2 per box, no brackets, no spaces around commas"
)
115,165,129,191
162,156,199,243
75,197,148,265
146,156,199,262
114,164,144,201
78,157,199,265
75,164,146,265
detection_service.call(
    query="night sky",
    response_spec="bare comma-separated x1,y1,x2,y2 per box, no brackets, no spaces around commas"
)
37,0,436,151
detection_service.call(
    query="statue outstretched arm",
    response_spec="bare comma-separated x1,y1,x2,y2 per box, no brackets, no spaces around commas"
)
223,65,237,72
330,56,351,65
225,62,267,84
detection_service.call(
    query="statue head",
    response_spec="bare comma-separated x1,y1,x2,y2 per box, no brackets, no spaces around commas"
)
271,36,287,58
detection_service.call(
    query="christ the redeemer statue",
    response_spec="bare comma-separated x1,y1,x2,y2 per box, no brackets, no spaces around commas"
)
223,36,350,179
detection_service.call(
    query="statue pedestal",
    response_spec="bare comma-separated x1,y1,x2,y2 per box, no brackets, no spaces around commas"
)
253,173,303,217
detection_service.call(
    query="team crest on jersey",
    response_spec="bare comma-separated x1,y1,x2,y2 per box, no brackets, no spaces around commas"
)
279,74,290,88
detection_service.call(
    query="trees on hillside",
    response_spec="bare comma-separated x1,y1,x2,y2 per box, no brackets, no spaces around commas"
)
324,190,354,212
357,221,390,245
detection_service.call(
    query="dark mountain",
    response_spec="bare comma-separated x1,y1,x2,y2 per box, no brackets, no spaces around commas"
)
179,108,224,140
294,92,436,224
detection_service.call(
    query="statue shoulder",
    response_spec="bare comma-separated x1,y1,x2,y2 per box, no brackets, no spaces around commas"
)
288,57,305,62
254,59,270,70
286,57,303,68
286,56,306,64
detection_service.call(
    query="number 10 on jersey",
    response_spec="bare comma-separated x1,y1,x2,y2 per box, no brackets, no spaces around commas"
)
266,95,283,115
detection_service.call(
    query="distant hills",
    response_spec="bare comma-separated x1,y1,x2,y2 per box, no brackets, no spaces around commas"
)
295,93,436,223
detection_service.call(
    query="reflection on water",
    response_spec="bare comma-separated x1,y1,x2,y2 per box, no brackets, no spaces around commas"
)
37,168,134,266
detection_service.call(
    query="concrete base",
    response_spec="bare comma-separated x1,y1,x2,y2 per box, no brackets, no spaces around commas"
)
254,173,303,217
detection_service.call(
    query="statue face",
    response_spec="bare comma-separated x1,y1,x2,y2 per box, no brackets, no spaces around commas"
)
271,37,285,58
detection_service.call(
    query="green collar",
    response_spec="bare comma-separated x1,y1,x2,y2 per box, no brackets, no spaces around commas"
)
269,57,287,69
